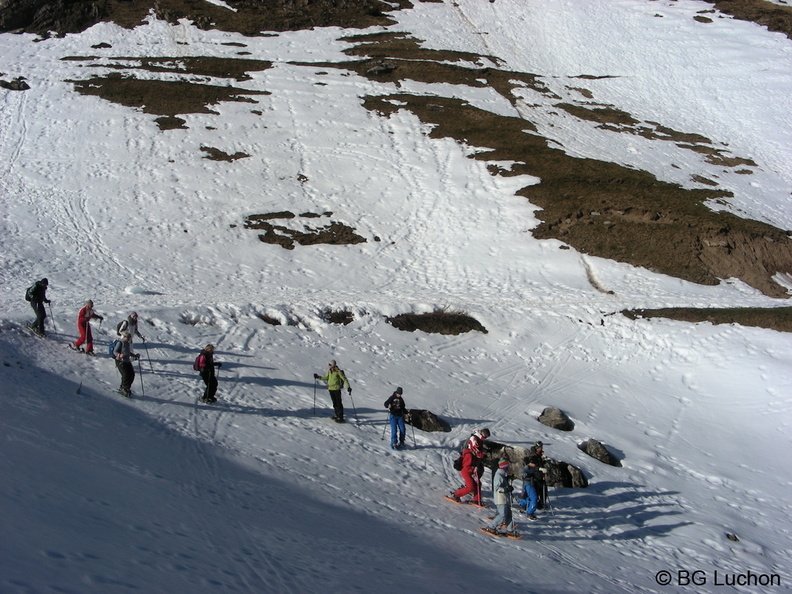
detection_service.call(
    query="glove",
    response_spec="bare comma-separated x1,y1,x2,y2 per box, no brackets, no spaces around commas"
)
215,362,222,368
347,387,352,394
314,373,319,379
133,354,140,360
99,316,104,321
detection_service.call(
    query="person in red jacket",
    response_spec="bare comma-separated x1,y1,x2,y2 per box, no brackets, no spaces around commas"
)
70,300,103,355
449,428,491,506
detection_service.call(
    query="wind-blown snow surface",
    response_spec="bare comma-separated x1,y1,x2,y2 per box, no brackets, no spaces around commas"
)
1,1,791,592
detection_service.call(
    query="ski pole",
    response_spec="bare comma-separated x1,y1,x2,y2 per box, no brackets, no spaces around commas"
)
313,378,317,416
137,358,145,397
48,303,57,331
142,339,153,372
545,483,555,516
348,390,358,423
381,414,389,440
410,420,416,448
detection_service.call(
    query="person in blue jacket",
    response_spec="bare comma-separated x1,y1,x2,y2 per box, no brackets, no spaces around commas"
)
518,441,546,520
384,387,407,449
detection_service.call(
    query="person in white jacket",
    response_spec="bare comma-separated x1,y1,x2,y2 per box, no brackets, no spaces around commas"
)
482,458,518,537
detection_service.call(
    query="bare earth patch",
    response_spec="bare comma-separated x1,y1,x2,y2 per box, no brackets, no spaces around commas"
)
3,0,792,332
243,212,366,250
622,307,792,333
387,310,488,335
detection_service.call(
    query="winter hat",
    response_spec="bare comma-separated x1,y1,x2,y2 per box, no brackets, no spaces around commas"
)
41,278,48,285
498,459,510,469
205,344,214,351
329,359,336,367
129,311,138,319
395,387,403,394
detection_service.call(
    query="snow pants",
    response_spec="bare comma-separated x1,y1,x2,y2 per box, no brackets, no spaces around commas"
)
389,413,405,446
116,360,135,393
329,389,344,420
74,319,94,353
488,502,514,533
31,301,46,335
518,482,538,514
202,372,218,401
454,465,482,504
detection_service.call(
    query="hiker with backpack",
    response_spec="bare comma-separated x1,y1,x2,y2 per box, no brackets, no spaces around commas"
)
25,278,50,337
70,300,103,355
117,312,145,344
448,428,490,506
384,387,407,449
195,344,221,404
313,359,351,422
113,331,139,397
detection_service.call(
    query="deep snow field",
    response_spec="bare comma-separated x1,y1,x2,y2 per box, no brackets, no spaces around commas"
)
1,1,791,592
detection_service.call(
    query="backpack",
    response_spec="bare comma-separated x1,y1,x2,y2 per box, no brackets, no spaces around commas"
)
116,320,127,335
453,454,463,471
193,353,206,371
108,340,119,358
25,285,35,302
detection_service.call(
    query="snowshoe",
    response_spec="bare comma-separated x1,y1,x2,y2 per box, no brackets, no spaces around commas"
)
504,531,523,540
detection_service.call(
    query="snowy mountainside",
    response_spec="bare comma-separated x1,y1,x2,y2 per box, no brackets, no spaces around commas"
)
2,1,792,592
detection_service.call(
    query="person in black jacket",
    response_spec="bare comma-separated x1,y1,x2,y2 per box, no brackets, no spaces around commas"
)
518,441,547,519
28,278,50,337
384,387,407,449
196,344,221,403
113,332,139,397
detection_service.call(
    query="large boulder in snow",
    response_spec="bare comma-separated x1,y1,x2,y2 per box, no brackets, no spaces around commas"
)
578,438,621,467
482,440,587,488
544,460,589,488
537,406,575,431
406,409,450,432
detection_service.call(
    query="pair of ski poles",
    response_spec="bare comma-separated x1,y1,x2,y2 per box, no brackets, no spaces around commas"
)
381,413,416,447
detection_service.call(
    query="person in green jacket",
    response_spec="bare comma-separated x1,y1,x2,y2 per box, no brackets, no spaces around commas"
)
314,359,352,422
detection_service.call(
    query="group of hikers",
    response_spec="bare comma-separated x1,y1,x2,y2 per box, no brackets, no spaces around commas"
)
447,429,549,538
26,277,548,536
24,278,219,400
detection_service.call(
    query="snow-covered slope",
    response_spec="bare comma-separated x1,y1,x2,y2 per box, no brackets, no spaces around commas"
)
1,1,791,592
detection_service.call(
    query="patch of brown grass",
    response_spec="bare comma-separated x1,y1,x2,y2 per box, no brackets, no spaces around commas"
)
387,310,487,335
622,307,792,333
243,212,366,250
